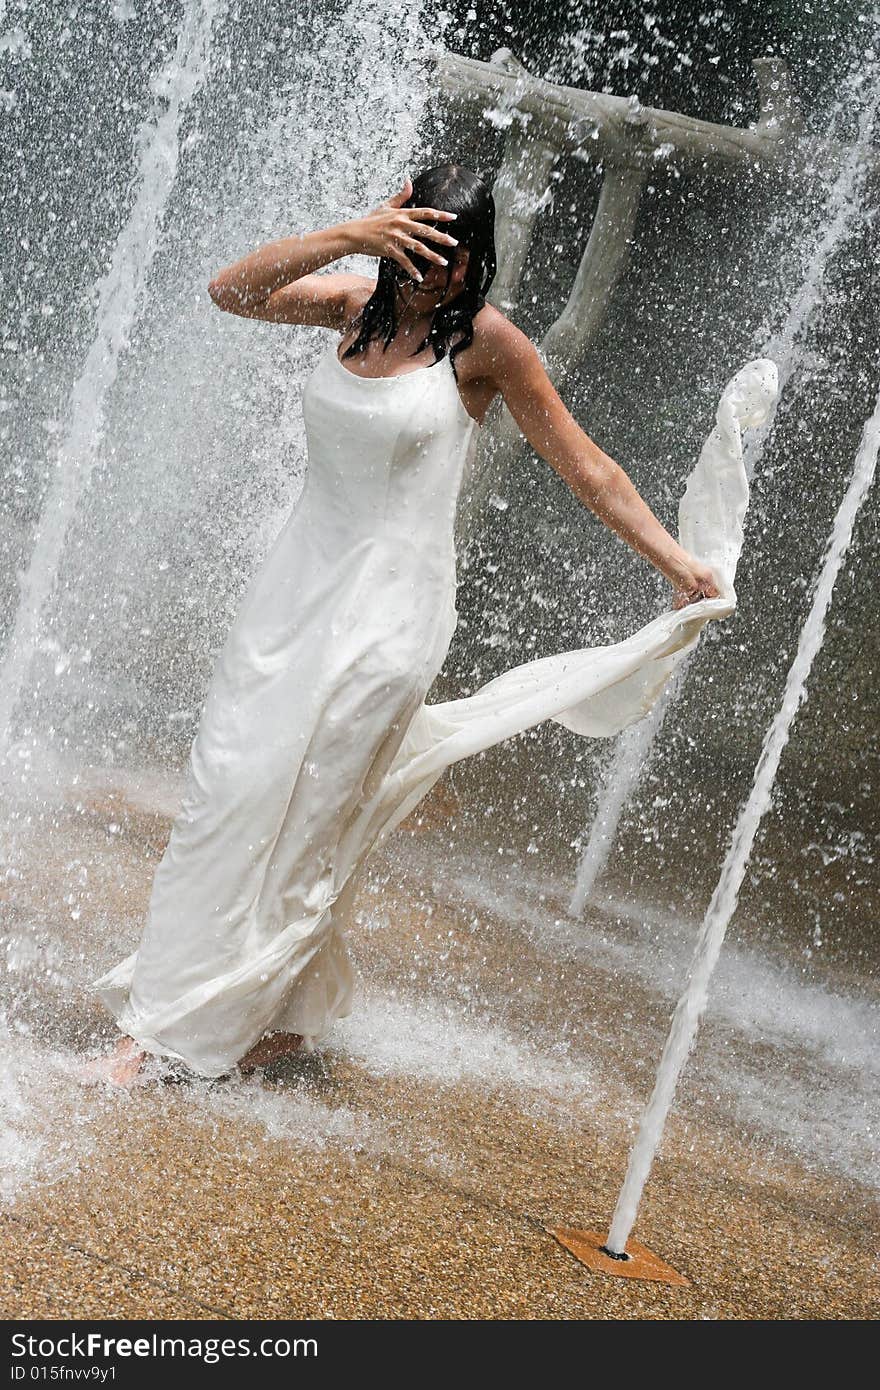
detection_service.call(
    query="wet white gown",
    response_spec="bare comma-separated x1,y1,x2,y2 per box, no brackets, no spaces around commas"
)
91,339,777,1077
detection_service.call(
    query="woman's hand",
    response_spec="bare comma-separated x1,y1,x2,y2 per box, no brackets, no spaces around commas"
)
668,553,720,610
346,176,459,282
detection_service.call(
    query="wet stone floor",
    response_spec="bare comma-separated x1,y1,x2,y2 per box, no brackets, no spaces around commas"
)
1,768,877,1320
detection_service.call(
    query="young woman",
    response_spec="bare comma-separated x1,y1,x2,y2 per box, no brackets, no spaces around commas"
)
83,164,719,1086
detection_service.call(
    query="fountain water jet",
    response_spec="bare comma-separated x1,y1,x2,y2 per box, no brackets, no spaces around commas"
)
0,0,225,773
558,373,880,1274
567,57,880,918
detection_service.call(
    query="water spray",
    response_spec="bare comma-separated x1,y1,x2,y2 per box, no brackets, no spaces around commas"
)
0,0,225,772
552,377,880,1283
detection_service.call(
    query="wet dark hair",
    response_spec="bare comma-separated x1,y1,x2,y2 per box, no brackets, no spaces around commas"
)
341,163,497,379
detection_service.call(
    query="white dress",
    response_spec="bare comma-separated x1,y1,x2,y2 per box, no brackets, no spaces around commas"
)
91,339,777,1078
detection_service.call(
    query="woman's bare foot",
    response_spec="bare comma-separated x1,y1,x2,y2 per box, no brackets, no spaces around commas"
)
78,1034,148,1087
238,1030,303,1074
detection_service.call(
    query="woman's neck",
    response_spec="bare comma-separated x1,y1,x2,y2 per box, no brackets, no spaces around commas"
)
392,280,464,334
393,291,435,339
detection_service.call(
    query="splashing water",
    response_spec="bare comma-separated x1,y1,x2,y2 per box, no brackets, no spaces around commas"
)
568,675,679,917
568,61,880,918
0,0,225,769
605,379,880,1254
1,0,441,778
0,0,448,1203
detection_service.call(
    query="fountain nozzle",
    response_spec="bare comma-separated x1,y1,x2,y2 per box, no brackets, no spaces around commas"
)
548,1226,688,1286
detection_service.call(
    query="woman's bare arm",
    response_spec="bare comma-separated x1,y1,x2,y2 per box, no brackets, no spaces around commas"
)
473,310,719,603
208,224,366,324
207,178,458,325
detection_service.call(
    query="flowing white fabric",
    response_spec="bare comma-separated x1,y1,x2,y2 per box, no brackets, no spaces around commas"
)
91,340,777,1077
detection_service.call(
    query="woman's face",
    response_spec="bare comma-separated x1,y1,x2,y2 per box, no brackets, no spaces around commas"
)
396,245,470,311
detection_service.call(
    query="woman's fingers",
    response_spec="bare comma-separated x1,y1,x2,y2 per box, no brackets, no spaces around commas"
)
408,205,458,222
389,248,423,282
399,233,448,266
672,558,719,608
405,219,459,246
671,584,707,610
694,561,719,597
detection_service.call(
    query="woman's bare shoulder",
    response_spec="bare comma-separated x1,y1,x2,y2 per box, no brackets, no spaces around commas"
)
465,302,537,382
340,276,377,329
